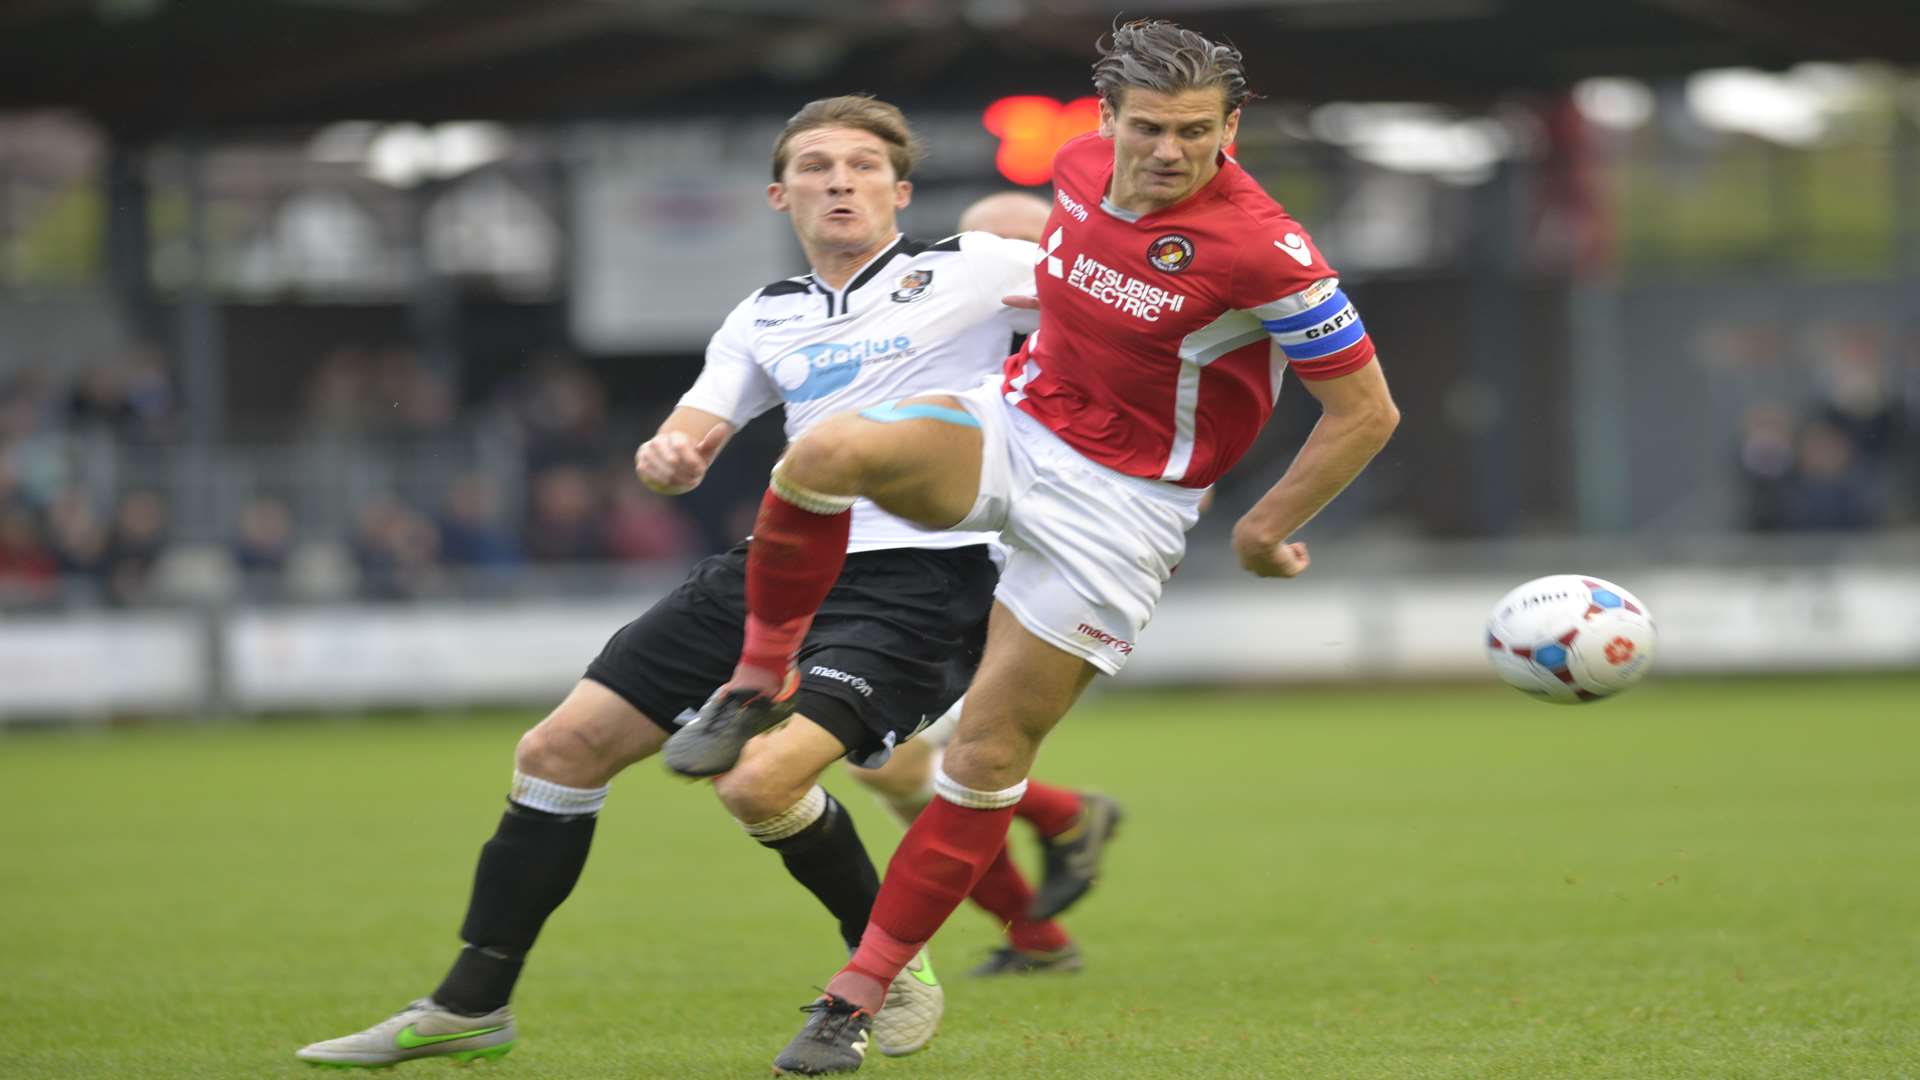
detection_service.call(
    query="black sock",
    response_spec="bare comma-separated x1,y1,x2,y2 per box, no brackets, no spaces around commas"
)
432,801,596,1014
760,791,881,952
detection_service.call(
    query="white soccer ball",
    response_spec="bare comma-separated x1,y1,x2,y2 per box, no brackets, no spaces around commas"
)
1485,574,1656,704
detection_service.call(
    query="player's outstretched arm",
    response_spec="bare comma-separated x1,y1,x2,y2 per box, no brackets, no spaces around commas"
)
1232,358,1399,578
633,406,735,495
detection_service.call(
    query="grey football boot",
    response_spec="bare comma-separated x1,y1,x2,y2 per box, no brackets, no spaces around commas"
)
662,672,799,778
967,942,1085,976
295,999,515,1068
1028,792,1124,920
772,994,873,1075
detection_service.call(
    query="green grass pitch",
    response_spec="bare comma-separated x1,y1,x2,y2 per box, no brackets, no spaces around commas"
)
3,676,1917,1078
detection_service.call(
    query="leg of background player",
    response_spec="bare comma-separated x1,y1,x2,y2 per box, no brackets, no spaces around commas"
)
850,736,1078,964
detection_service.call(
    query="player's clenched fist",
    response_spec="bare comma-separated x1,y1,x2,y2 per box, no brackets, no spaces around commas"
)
1231,523,1310,579
634,426,727,495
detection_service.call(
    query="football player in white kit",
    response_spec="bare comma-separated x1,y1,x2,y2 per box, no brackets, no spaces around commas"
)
295,98,1104,1070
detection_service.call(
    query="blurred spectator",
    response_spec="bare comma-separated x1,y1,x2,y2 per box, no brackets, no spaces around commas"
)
1737,403,1797,532
234,495,298,597
121,346,176,437
0,456,23,512
0,367,57,443
304,343,453,438
514,356,609,472
353,497,445,601
1789,420,1880,531
603,477,698,564
525,465,604,562
438,471,522,569
305,345,375,434
0,502,58,608
66,366,132,427
374,347,456,437
103,490,169,606
65,344,175,441
45,486,108,580
1816,328,1902,463
2,368,64,504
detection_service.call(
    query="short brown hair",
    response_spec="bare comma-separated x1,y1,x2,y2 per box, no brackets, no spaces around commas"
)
771,95,926,181
1092,19,1253,117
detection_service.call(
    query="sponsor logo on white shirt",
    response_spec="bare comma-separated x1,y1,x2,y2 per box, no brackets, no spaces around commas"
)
772,335,915,402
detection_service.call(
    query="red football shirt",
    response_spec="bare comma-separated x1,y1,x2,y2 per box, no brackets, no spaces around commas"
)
1006,132,1375,488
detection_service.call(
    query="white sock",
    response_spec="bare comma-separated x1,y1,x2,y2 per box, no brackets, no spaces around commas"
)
743,785,828,842
933,766,1027,810
509,771,609,816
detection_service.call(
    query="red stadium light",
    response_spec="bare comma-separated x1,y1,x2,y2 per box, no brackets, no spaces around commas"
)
981,95,1101,185
980,95,1239,185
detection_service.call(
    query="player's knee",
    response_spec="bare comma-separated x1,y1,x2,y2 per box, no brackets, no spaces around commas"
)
712,759,808,825
943,728,1034,786
781,419,871,492
514,720,605,786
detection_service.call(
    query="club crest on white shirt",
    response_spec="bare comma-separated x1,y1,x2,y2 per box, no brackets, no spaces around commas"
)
890,269,934,304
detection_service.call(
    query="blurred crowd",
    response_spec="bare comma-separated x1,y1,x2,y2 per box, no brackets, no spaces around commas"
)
1735,334,1915,532
1,346,176,608
1,345,727,611
7,324,1916,612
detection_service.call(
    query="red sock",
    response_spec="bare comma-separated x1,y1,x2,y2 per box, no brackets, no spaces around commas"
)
736,487,850,689
967,844,1073,954
828,797,1014,1010
1013,779,1083,839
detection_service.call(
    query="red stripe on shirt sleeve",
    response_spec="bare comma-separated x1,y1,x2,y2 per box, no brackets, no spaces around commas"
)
1290,336,1376,380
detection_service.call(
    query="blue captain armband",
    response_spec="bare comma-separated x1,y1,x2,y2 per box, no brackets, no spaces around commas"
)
1261,287,1367,362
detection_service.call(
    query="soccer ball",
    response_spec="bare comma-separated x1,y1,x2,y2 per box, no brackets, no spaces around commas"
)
1485,575,1656,704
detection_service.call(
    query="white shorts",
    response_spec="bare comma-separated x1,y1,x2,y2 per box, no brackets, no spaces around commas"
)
948,376,1206,674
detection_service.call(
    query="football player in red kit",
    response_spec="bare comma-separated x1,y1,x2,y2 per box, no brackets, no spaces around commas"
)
661,20,1402,1074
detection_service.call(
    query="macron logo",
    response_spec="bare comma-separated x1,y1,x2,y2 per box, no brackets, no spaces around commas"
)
1275,233,1314,267
808,665,874,697
1075,623,1134,656
1055,189,1089,223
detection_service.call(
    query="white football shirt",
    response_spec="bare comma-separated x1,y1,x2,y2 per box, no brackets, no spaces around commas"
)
680,231,1037,552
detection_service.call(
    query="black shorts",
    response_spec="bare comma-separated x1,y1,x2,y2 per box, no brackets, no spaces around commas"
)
585,542,995,762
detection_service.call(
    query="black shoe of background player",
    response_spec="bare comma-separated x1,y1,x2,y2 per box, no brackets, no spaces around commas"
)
1027,792,1123,921
661,671,798,778
772,994,872,1076
967,943,1085,977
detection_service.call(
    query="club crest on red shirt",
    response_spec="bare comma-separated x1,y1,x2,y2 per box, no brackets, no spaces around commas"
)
1146,234,1194,274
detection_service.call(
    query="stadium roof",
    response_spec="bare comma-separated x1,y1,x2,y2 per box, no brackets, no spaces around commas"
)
4,0,1918,135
